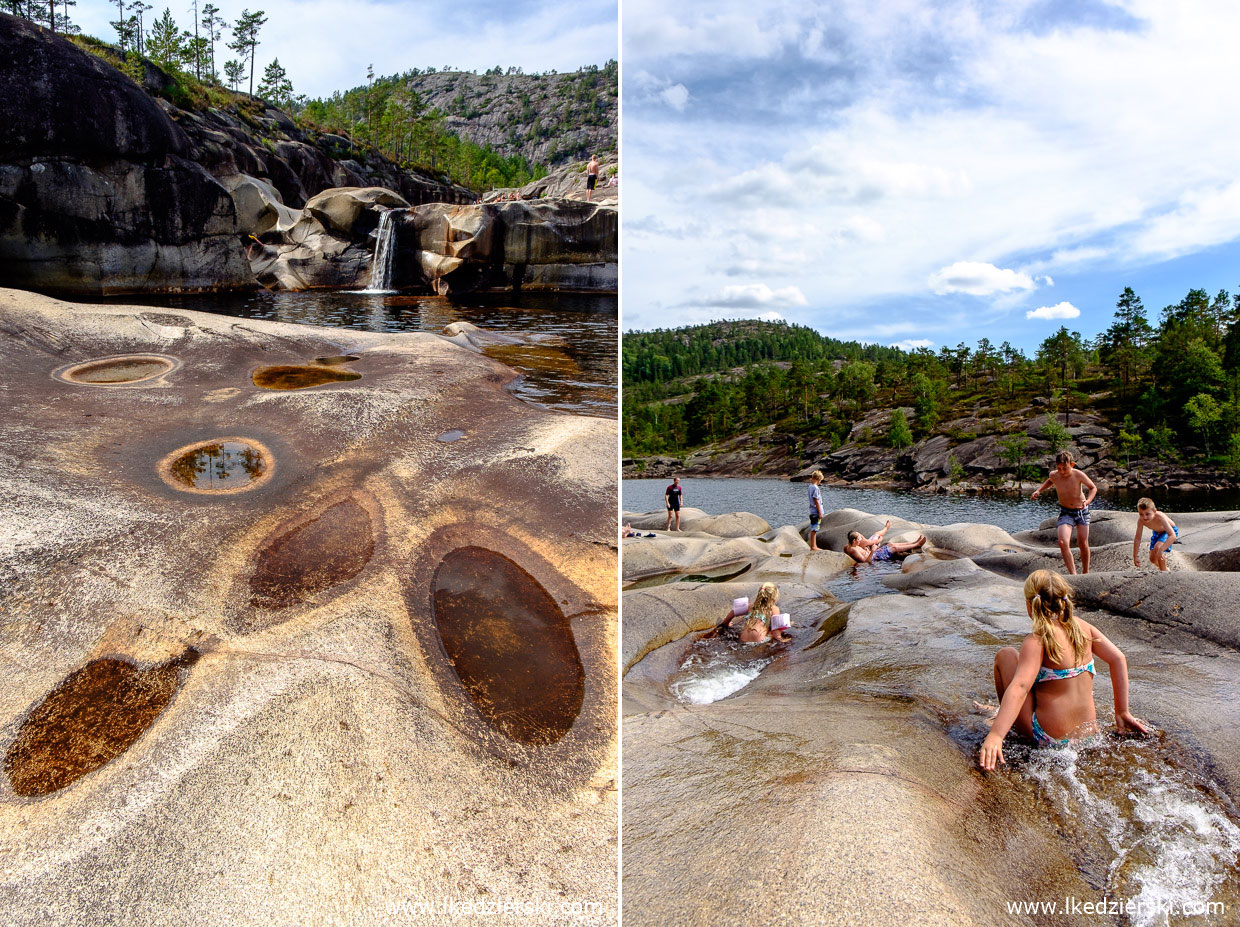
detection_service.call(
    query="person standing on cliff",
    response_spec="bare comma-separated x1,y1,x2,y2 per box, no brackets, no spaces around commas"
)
585,155,600,201
1031,451,1097,575
665,477,683,531
807,470,825,550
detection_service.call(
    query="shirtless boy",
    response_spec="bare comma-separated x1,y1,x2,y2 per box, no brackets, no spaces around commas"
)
844,520,927,564
1031,451,1097,574
1133,497,1178,572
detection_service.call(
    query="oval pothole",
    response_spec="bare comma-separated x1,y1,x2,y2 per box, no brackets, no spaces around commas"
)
4,651,199,797
249,500,375,609
312,354,361,366
56,354,177,386
431,547,585,745
158,437,273,494
252,365,362,390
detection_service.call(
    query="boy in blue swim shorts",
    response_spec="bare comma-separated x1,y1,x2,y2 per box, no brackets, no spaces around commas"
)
1032,451,1097,574
1133,497,1178,572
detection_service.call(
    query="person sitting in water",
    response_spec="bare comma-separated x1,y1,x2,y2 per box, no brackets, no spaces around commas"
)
1132,497,1178,572
978,569,1147,770
843,520,927,563
702,582,791,643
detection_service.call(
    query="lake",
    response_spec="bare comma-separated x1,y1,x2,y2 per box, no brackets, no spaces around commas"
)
623,476,1240,535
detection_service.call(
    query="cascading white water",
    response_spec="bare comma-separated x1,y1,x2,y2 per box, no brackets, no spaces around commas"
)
362,209,399,292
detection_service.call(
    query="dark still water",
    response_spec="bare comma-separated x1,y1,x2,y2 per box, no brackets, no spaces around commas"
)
94,290,617,418
623,477,1240,536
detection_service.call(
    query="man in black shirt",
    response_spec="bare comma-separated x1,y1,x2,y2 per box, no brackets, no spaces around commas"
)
664,477,684,531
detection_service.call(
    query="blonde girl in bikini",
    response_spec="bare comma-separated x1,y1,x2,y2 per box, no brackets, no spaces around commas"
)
979,570,1146,770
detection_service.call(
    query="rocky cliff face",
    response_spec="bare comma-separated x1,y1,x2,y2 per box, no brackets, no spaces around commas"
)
403,65,618,167
0,15,251,293
0,15,472,295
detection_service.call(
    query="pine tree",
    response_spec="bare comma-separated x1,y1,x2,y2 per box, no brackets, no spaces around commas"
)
200,3,222,82
145,8,183,69
258,57,293,108
228,8,267,96
223,57,243,90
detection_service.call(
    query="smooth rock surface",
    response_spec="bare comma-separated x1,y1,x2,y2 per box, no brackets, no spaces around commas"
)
0,288,617,925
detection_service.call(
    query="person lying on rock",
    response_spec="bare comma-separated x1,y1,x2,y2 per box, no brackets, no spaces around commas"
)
844,521,927,563
1132,497,1178,572
978,569,1147,770
700,582,791,643
1031,450,1097,575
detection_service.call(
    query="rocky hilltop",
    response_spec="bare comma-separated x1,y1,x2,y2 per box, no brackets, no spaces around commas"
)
401,64,617,167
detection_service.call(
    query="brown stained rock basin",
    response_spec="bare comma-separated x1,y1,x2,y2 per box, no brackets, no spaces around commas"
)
0,288,617,924
251,365,362,390
56,354,176,385
5,651,199,797
432,547,585,745
249,500,374,610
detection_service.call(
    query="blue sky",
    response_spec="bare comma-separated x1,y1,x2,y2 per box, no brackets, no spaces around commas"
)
622,0,1240,353
74,0,617,98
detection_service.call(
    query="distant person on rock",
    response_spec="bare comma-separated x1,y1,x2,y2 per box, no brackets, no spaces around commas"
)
1031,451,1097,575
844,521,926,563
664,477,684,531
1132,497,1178,571
807,470,826,550
585,155,599,201
978,569,1146,769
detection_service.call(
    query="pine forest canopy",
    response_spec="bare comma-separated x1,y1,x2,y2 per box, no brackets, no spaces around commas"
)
622,286,1240,474
3,2,610,192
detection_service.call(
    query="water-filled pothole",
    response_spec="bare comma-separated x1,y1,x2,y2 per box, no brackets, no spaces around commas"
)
436,430,466,443
158,437,273,494
250,500,374,608
431,547,584,745
5,650,199,797
252,365,362,390
57,355,176,386
312,354,360,366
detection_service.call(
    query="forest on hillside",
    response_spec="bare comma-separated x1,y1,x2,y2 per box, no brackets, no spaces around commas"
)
2,2,598,191
623,287,1240,473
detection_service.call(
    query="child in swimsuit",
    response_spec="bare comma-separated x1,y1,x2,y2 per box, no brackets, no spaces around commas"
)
703,582,791,643
979,570,1146,769
843,521,927,564
1132,497,1178,572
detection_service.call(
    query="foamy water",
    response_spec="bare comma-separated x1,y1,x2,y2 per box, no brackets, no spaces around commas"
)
1023,740,1240,925
669,644,774,705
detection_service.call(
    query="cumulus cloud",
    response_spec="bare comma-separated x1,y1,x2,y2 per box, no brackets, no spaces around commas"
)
660,83,690,109
892,338,935,350
928,262,1036,296
683,283,809,310
1026,302,1081,320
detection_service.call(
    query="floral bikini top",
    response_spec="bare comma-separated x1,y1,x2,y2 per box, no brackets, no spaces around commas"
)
1035,659,1095,684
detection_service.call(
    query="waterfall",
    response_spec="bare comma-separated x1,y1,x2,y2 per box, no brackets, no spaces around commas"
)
364,209,400,292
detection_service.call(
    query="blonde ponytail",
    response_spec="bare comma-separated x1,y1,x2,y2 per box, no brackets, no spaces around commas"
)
1023,570,1088,664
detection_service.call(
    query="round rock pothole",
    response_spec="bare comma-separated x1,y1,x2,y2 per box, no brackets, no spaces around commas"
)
55,354,178,386
157,437,274,494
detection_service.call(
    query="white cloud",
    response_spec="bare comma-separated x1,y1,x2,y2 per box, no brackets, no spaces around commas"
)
1026,302,1081,320
892,338,935,350
660,83,690,109
928,262,1036,296
686,283,809,309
